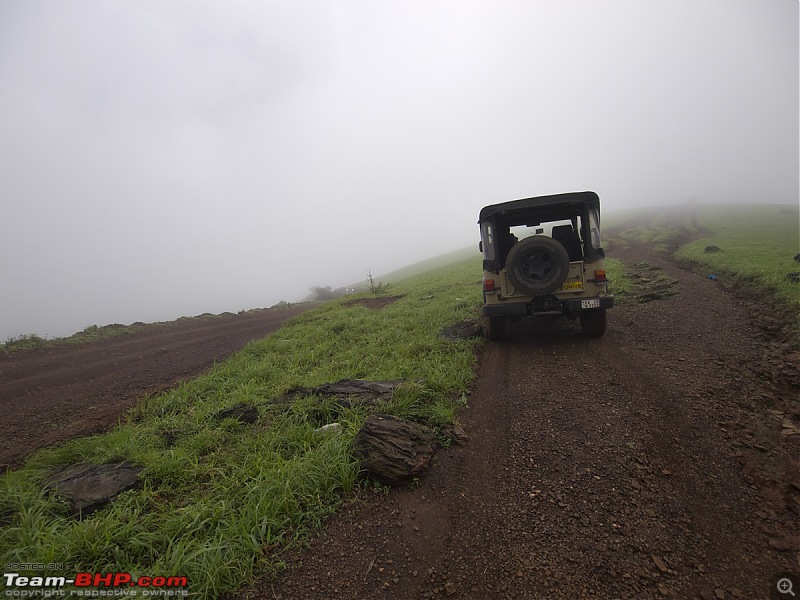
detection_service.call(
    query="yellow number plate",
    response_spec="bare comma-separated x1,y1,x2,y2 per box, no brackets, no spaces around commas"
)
561,281,583,291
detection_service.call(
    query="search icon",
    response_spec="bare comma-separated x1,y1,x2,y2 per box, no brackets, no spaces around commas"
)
778,577,796,596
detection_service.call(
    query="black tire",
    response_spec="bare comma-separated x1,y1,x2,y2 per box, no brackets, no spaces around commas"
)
580,308,607,338
485,316,507,341
505,236,571,296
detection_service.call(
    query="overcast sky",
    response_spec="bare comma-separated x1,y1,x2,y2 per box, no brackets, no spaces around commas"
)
1,0,797,340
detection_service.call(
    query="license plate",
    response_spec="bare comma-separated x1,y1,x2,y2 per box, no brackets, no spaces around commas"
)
581,299,601,309
561,281,583,291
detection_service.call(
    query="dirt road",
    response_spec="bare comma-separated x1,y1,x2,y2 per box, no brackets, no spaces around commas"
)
247,241,799,599
0,305,315,469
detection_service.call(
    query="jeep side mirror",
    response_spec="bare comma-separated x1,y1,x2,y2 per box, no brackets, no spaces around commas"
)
478,241,483,253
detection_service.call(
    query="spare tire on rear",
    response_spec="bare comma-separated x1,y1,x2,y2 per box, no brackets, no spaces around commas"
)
505,236,571,295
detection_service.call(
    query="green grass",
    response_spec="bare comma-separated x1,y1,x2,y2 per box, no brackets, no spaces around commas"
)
377,246,481,282
604,257,636,302
674,204,799,309
0,257,484,597
0,333,51,353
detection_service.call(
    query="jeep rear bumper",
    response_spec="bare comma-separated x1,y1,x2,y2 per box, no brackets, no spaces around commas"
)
481,295,615,317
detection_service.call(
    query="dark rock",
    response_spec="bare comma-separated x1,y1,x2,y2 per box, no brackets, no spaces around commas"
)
441,423,469,446
637,292,664,303
161,429,181,446
353,414,437,485
215,403,259,423
270,387,314,404
44,462,141,515
768,536,798,551
271,379,404,405
651,554,669,573
794,253,800,263
652,279,679,290
439,320,483,340
316,379,404,396
704,245,722,253
786,272,800,284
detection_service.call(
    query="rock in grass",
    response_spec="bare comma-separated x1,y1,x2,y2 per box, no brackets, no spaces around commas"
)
440,320,483,340
270,379,405,406
44,462,141,516
636,292,664,303
215,403,259,423
786,272,800,284
353,414,437,485
315,379,404,397
704,245,722,253
315,422,343,435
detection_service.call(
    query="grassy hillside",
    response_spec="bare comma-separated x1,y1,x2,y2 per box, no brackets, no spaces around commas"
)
673,203,799,309
376,245,480,282
0,257,484,597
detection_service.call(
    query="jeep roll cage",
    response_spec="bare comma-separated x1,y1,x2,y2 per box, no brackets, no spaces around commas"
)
478,191,606,272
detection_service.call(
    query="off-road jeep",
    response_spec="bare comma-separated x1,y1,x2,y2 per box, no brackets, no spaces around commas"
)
478,191,614,340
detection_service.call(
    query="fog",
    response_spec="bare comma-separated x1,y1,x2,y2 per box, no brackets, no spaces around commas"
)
1,0,797,341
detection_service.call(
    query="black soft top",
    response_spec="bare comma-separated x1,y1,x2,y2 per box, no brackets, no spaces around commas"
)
478,191,600,224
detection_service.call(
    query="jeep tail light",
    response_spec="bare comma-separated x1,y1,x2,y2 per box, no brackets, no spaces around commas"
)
594,269,607,282
483,279,496,291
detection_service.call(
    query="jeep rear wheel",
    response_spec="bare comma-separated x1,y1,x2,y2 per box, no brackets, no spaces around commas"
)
505,236,570,296
485,316,507,341
580,308,607,338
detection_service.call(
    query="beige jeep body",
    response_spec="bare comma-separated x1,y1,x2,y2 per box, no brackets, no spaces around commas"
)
478,191,614,340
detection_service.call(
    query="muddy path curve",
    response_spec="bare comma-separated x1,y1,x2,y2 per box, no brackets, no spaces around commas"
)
246,234,799,599
0,305,316,469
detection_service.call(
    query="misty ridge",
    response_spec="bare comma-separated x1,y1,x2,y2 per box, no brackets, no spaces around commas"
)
4,199,797,347
0,1,797,342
